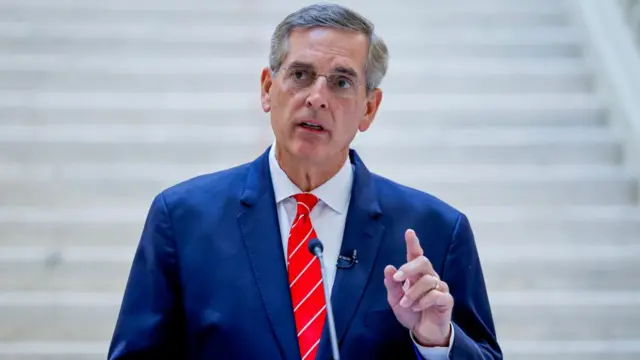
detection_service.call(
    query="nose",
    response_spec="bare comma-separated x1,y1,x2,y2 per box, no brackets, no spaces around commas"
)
305,77,329,110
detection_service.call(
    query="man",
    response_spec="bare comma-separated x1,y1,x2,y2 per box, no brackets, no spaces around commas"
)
108,3,501,359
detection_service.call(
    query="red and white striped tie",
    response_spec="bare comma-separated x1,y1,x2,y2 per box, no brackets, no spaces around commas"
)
287,193,326,360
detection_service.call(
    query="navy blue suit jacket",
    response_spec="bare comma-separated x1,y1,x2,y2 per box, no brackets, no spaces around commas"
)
108,147,502,359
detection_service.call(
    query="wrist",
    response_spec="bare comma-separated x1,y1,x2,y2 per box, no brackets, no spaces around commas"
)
413,323,452,347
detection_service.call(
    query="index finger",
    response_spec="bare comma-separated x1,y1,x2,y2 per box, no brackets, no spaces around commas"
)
405,229,423,262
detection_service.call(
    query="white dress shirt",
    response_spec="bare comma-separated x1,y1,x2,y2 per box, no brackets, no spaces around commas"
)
268,144,452,359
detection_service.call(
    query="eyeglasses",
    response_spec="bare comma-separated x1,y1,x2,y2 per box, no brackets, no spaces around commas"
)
277,65,361,98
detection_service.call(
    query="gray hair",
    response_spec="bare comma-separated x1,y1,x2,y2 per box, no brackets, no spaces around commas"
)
269,3,389,93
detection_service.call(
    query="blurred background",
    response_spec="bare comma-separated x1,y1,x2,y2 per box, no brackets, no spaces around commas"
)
0,0,639,359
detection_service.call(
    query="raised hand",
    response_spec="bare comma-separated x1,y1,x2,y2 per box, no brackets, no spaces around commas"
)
383,229,453,346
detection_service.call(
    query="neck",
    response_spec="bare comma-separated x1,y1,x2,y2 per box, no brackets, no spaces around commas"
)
276,144,348,192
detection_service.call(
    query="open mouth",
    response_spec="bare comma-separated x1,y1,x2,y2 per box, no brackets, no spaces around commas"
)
299,122,325,132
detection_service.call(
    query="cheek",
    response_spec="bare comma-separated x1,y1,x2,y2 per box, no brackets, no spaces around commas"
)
271,93,306,132
269,93,289,118
276,90,305,114
286,87,300,98
335,103,365,131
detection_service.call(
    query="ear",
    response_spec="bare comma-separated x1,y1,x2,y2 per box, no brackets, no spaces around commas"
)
358,88,383,132
260,67,273,113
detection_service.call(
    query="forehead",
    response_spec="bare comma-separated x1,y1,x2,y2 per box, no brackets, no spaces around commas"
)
284,27,368,74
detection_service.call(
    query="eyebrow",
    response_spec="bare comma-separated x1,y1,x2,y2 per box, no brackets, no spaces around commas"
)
288,61,359,78
332,66,359,79
288,61,314,70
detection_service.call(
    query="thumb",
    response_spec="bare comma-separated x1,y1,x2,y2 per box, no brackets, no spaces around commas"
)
405,229,423,262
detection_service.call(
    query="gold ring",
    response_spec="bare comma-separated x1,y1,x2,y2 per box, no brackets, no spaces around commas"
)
433,277,441,291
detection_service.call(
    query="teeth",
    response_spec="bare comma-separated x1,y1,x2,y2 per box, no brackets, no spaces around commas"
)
302,122,323,130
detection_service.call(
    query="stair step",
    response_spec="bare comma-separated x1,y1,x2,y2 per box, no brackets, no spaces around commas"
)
0,353,99,360
0,138,619,165
0,40,581,59
0,301,118,342
0,261,131,292
505,340,640,360
0,341,105,360
0,92,606,125
0,291,636,341
0,9,571,30
0,22,580,44
494,303,640,341
3,243,637,263
0,55,589,73
0,164,634,206
0,124,615,143
5,71,588,94
2,222,639,249
0,91,603,111
2,163,627,181
1,244,638,292
0,122,620,165
0,106,607,128
506,339,640,359
483,257,640,291
0,24,583,57
0,0,565,11
0,1,570,26
1,205,638,245
0,341,639,360
509,354,640,360
0,57,592,93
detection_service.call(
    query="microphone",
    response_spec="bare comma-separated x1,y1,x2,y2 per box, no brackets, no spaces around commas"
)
336,249,358,269
307,238,340,360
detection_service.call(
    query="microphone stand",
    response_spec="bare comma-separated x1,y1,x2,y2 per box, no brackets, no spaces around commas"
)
308,239,340,360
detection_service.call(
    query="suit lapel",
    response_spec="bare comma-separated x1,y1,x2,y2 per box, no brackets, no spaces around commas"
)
316,150,385,360
237,148,300,360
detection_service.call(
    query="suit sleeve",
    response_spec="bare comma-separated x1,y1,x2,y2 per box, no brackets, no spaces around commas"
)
443,213,503,359
108,192,186,359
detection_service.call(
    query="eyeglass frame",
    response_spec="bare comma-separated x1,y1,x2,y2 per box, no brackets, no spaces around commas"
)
273,61,364,98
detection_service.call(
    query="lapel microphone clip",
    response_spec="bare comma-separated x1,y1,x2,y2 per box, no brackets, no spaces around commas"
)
336,249,358,269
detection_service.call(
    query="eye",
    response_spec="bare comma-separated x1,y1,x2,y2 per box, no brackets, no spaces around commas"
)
335,76,353,89
291,69,310,80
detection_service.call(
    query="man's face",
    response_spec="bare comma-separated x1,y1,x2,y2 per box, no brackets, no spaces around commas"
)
261,27,383,165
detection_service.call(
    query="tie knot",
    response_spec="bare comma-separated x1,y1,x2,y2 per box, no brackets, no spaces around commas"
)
293,193,319,216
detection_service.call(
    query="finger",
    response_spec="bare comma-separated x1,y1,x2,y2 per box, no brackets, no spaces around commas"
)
383,265,405,306
392,256,435,283
405,229,424,262
436,279,450,293
411,291,454,312
398,274,439,308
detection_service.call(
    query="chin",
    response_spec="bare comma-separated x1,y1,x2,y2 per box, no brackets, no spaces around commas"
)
289,141,329,162
294,144,325,160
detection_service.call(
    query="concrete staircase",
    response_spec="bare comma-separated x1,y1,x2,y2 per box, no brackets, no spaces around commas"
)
1,0,639,359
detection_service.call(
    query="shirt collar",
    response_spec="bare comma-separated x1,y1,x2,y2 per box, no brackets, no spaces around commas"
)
268,143,353,214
